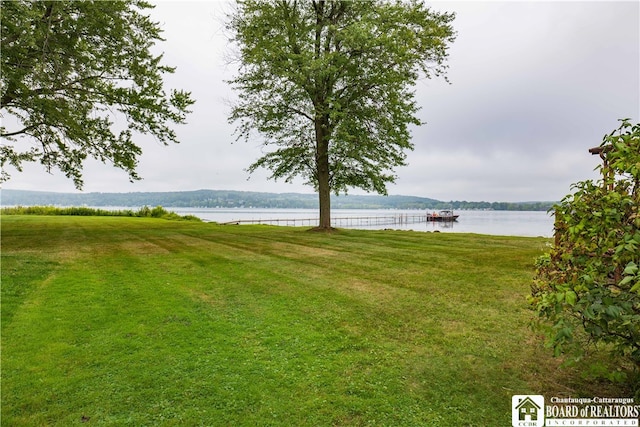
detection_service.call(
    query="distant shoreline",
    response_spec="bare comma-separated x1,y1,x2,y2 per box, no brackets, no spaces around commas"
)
1,189,555,211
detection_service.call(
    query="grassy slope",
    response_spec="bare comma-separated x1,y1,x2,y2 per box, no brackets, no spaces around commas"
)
0,216,622,426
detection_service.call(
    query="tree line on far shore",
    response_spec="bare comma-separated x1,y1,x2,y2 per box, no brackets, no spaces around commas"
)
2,189,554,211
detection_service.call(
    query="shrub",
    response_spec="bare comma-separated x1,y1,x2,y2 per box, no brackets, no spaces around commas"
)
150,205,169,218
136,205,152,217
531,119,640,377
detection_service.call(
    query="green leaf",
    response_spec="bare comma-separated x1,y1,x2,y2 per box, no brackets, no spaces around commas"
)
619,276,634,286
604,306,622,319
623,262,638,275
565,290,577,306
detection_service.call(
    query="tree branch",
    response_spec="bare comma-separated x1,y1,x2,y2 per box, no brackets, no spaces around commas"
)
286,106,314,121
0,124,41,138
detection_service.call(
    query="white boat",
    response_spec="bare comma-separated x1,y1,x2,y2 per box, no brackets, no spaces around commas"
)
426,209,459,222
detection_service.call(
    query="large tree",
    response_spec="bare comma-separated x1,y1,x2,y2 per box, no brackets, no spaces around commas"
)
227,0,455,229
0,0,194,188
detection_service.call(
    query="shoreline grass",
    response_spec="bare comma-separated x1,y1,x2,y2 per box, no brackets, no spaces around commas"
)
1,205,201,221
1,216,630,426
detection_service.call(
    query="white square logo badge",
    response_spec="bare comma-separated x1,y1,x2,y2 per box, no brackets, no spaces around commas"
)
512,395,544,427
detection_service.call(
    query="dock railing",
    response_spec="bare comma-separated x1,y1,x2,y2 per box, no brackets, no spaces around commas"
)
221,214,428,228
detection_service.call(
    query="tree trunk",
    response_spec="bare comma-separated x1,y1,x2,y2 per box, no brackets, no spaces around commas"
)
317,153,331,229
311,1,332,230
315,117,332,229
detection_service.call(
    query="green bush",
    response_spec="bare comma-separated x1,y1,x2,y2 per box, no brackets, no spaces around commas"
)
150,205,168,218
531,120,640,382
136,205,152,217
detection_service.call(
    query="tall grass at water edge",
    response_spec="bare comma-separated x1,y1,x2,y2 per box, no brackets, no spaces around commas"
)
1,205,201,221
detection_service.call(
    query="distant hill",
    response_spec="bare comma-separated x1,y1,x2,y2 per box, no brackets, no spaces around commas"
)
1,189,554,211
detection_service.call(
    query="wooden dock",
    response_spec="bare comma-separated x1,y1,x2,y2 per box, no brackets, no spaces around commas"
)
221,214,428,227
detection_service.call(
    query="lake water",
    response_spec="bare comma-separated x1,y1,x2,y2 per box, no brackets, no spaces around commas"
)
171,208,554,238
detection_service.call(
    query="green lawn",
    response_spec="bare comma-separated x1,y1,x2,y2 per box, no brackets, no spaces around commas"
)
0,215,624,426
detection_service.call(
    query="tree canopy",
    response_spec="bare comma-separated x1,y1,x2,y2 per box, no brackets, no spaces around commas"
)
227,0,455,229
0,0,194,188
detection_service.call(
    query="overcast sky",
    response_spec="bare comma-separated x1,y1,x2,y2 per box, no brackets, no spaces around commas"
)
3,0,639,202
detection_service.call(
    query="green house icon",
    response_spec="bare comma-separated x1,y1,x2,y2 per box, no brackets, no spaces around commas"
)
516,397,541,421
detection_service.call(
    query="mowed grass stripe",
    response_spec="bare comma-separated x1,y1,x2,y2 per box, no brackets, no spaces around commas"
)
1,215,612,426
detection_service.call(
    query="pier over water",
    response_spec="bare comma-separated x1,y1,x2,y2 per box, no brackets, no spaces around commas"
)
221,214,428,227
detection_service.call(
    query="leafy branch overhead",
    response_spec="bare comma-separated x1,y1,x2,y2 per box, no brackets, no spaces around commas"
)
227,0,455,229
0,0,194,188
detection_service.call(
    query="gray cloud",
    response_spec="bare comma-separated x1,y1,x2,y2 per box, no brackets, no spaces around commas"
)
3,1,638,202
